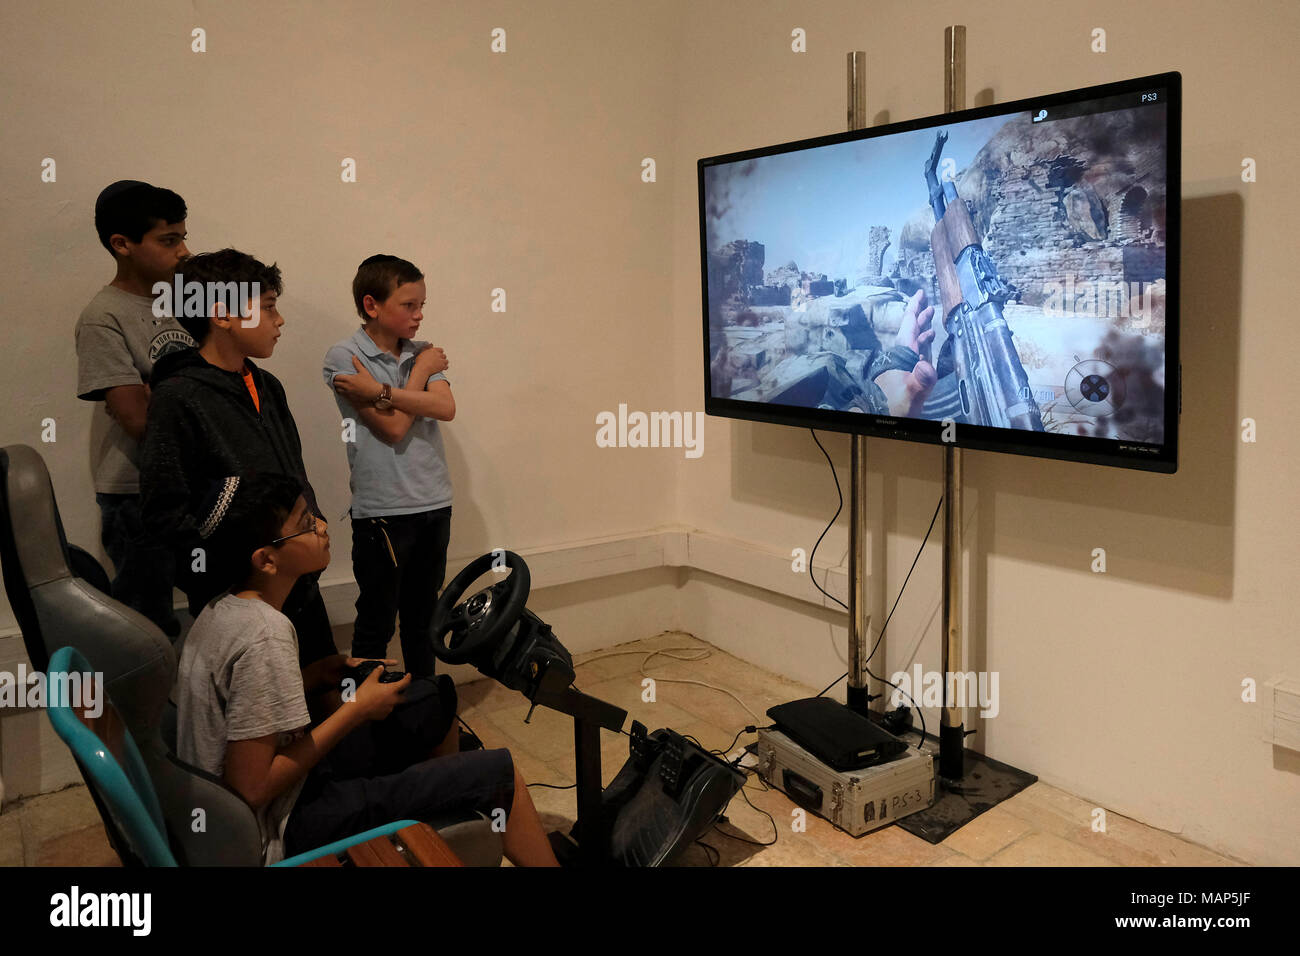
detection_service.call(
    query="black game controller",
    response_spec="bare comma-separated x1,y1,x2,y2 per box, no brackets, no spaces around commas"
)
350,660,406,684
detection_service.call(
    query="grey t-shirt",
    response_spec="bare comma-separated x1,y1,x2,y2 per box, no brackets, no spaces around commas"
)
174,594,312,865
75,284,195,494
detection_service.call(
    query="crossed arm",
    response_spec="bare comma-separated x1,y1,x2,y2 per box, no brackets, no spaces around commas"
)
331,353,456,446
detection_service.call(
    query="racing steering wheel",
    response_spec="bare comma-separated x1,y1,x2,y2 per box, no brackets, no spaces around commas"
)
430,550,531,665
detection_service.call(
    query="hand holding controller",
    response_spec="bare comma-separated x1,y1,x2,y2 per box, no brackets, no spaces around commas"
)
349,662,412,722
352,659,407,684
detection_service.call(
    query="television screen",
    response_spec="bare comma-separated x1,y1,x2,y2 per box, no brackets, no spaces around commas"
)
700,72,1180,472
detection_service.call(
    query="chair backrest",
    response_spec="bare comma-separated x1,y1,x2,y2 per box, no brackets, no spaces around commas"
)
45,646,177,866
1,445,500,866
0,444,264,866
0,445,173,732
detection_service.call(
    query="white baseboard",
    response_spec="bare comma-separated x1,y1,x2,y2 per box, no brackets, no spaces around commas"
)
0,526,857,805
0,525,852,648
362,526,854,616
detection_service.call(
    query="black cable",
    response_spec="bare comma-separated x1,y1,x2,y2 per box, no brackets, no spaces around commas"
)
815,670,847,698
531,725,626,791
714,726,751,762
682,734,710,753
709,779,778,847
816,493,943,698
694,838,720,867
807,430,848,612
474,715,579,790
811,489,943,750
864,495,943,667
800,429,946,749
863,665,926,748
456,714,481,744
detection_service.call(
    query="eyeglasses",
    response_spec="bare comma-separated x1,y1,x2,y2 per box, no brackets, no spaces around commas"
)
270,512,320,546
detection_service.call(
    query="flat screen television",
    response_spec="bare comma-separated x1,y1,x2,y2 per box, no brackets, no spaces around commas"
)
699,71,1180,473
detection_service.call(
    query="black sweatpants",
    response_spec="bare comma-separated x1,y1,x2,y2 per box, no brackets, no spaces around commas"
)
350,507,451,678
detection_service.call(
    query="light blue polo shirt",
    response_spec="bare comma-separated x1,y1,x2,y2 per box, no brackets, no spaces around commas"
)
323,327,452,519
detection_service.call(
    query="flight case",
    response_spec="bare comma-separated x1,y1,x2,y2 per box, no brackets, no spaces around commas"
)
756,727,935,836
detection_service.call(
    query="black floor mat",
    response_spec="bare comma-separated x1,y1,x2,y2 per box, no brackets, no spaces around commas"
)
898,747,1037,844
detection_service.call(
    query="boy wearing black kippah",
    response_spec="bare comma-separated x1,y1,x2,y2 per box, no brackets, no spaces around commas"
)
174,473,558,866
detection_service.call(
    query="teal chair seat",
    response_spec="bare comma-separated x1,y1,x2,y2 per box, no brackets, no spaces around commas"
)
1,444,500,867
46,645,421,867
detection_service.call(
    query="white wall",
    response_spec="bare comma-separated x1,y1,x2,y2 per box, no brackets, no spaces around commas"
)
670,0,1300,865
1,0,1296,865
0,0,680,622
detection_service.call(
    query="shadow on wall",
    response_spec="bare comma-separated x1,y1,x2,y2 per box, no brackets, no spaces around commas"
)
727,192,1242,603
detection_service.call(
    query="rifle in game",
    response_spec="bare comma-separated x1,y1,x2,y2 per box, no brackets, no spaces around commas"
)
923,130,1043,431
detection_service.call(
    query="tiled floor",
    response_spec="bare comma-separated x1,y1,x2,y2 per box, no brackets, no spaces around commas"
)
0,630,1247,867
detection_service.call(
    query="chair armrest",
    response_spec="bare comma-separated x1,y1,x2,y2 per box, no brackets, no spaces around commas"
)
272,820,422,868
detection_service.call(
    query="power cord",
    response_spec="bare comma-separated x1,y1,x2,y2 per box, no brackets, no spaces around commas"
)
807,429,849,613
463,712,573,790
573,645,762,722
694,838,720,866
809,429,943,750
457,714,482,745
707,768,778,848
861,495,944,675
714,725,752,763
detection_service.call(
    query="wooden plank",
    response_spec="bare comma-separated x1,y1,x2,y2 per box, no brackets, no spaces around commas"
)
359,835,409,867
298,853,343,867
345,840,386,867
397,824,464,867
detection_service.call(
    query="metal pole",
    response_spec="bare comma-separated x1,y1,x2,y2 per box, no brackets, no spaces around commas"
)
846,52,872,716
939,24,966,780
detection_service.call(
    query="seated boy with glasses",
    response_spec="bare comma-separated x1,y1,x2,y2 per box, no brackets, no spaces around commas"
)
174,471,559,866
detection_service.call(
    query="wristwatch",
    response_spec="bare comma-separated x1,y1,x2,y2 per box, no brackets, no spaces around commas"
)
373,383,393,410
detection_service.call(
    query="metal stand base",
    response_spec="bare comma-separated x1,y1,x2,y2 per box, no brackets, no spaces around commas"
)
845,683,872,717
899,746,1038,844
939,722,966,780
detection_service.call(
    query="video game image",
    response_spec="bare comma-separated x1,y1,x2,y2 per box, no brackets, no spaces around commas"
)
704,97,1169,443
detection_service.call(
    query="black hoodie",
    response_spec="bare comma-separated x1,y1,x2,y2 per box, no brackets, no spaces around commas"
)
140,347,321,611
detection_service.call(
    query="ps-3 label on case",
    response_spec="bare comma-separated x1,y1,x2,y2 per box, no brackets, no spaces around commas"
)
892,788,924,812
